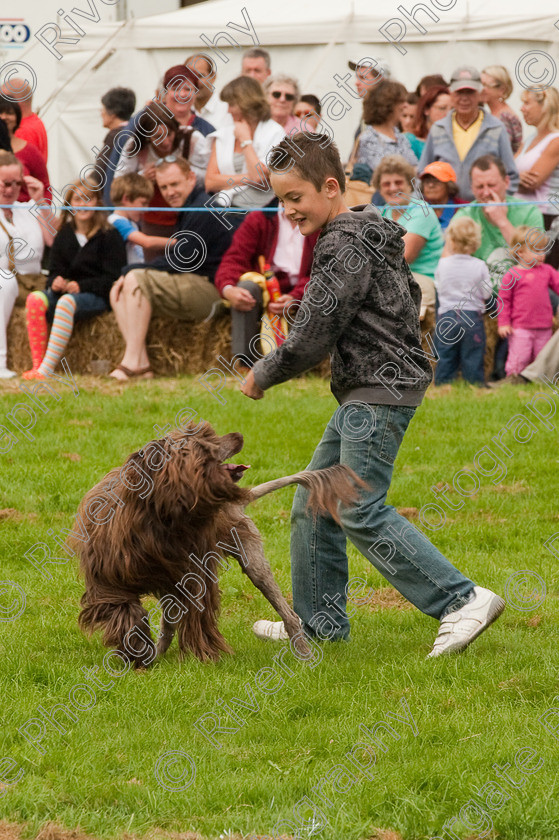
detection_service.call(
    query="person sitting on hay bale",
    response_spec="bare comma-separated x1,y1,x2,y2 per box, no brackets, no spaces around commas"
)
0,151,53,379
214,208,318,368
109,157,234,381
23,178,126,381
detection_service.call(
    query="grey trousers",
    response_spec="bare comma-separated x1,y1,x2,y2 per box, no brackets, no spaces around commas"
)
231,280,264,366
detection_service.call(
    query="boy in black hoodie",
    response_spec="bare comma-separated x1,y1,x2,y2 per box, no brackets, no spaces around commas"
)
241,133,504,658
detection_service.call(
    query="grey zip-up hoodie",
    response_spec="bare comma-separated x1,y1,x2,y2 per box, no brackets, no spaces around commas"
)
252,205,432,407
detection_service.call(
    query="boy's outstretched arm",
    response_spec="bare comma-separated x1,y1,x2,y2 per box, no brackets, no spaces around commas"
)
241,370,265,400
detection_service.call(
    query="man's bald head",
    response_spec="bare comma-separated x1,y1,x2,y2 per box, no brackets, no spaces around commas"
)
1,77,33,116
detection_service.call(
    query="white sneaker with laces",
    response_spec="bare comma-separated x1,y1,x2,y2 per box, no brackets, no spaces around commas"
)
252,619,289,641
427,585,505,658
0,368,16,379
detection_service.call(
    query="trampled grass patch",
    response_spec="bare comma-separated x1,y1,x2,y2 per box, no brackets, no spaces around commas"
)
1,374,558,840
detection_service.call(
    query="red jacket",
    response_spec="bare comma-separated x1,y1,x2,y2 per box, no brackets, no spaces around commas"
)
214,211,319,301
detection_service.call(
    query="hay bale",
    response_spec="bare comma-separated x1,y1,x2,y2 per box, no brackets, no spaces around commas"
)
7,308,234,377
7,308,330,379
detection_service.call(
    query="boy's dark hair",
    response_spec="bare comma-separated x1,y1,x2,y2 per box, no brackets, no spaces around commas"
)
101,87,136,121
0,96,22,130
268,132,346,193
362,80,407,126
470,154,507,180
300,94,321,116
110,173,154,204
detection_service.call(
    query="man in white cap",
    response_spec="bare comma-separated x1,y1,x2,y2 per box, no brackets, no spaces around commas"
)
418,65,518,201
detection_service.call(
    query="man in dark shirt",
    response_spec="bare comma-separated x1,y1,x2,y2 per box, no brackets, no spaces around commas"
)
109,158,233,380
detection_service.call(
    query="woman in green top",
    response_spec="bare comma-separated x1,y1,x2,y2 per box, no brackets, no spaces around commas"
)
373,154,445,339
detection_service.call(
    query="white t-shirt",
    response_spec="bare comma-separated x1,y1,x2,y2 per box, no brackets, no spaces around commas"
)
271,211,305,287
0,201,44,274
435,253,491,316
108,212,144,263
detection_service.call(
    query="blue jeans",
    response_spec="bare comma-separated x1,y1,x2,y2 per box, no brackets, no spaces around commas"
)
290,404,475,640
45,289,108,322
434,310,485,385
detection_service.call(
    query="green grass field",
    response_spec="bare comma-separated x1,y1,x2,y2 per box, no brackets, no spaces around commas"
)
1,374,558,840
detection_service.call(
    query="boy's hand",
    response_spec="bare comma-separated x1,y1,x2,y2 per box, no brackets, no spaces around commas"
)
66,281,80,294
498,325,513,337
241,369,265,400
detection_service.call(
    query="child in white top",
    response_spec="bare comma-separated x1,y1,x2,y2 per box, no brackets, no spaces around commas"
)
109,174,174,264
434,216,491,385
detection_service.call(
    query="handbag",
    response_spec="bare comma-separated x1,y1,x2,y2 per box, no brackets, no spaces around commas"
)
0,213,45,306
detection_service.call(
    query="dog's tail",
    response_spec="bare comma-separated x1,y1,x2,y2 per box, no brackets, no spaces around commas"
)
248,465,369,524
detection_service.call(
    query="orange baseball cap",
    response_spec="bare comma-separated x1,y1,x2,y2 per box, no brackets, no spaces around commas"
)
420,162,457,183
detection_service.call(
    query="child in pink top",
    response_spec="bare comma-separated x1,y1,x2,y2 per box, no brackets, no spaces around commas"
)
498,225,559,376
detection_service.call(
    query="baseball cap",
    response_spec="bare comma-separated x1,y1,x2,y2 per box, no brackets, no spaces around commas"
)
449,66,482,92
348,58,390,78
420,162,458,183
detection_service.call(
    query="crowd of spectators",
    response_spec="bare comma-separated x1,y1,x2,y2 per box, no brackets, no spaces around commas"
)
1,50,559,387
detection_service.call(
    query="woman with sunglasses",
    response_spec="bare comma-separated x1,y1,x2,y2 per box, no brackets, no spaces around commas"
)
0,151,54,378
205,76,286,225
264,75,300,133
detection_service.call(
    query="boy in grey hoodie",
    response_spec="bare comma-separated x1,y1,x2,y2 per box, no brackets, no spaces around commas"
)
241,133,504,658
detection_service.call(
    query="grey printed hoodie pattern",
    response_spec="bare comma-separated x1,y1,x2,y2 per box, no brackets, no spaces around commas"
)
252,205,433,406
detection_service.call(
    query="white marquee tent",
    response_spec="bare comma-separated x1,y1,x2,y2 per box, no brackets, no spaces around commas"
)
16,0,559,190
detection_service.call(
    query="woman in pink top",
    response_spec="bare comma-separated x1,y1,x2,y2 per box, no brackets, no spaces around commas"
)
498,226,559,377
515,86,559,266
264,74,300,134
0,96,50,203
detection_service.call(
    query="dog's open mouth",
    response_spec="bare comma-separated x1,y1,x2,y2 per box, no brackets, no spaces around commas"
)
222,463,250,482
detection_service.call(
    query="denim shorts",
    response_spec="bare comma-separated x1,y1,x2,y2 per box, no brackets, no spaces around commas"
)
44,289,108,322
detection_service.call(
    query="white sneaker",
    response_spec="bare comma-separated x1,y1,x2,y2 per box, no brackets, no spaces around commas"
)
0,368,16,379
427,586,505,658
252,620,289,641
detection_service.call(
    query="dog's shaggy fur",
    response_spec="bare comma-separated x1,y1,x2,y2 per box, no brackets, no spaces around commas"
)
72,422,366,667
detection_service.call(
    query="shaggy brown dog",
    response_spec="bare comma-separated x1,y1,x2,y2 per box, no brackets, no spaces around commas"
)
72,422,365,667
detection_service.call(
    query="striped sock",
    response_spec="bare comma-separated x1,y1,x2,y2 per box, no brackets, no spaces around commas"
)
25,291,49,371
38,294,77,376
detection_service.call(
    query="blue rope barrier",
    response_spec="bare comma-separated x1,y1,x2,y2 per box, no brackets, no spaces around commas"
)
1,200,558,211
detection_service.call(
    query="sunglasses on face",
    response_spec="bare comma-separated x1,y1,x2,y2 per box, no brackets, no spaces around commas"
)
271,90,295,101
295,110,313,118
1,180,22,189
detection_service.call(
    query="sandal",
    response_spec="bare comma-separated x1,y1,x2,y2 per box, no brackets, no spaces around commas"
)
109,364,154,381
